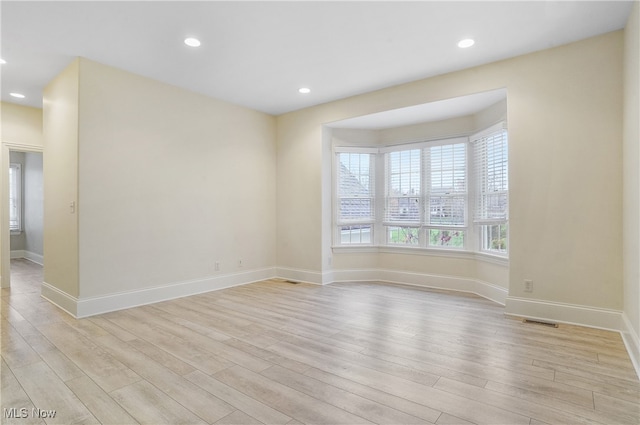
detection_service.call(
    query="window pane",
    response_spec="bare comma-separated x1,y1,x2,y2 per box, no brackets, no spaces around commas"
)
429,229,465,248
9,164,20,231
388,149,421,195
479,192,508,220
429,143,466,194
386,197,420,222
474,129,508,223
338,152,374,229
340,225,372,244
387,226,419,245
482,224,508,253
427,143,466,228
339,153,373,196
386,149,422,223
339,198,372,220
429,196,465,225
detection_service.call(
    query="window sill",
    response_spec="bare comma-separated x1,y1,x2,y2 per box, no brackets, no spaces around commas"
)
332,245,508,266
10,230,22,236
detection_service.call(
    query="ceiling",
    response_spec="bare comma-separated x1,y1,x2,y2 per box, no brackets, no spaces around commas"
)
0,1,634,116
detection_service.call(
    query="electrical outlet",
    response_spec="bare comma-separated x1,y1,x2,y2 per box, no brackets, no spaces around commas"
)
524,279,533,293
214,262,220,271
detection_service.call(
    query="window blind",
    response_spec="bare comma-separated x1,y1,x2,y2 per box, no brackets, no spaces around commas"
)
385,148,421,223
426,142,467,226
337,152,374,223
473,125,508,224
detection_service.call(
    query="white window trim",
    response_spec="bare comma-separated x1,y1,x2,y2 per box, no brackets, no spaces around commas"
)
9,162,22,235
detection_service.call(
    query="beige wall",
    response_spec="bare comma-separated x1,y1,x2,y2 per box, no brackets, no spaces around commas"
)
1,102,44,147
76,59,277,298
623,3,640,343
277,31,624,311
42,58,80,298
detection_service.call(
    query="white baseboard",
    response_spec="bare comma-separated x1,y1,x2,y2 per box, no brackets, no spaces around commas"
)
504,296,623,332
42,282,78,317
621,313,640,378
10,250,44,265
10,250,25,259
330,268,508,305
25,251,43,265
275,267,325,285
43,267,276,318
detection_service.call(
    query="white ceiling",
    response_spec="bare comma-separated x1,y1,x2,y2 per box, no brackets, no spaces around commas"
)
0,1,633,116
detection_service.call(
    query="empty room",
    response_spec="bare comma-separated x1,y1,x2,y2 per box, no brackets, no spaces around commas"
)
1,1,639,424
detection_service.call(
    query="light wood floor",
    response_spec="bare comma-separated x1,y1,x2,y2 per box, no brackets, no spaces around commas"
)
1,259,639,425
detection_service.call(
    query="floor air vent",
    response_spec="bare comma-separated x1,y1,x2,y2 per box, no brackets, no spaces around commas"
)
523,319,558,328
285,280,300,284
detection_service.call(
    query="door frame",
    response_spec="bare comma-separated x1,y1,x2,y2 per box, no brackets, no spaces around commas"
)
1,141,44,288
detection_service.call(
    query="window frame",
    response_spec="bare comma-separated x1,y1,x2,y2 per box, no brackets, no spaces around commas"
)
334,148,377,246
9,162,22,234
380,137,469,250
333,124,508,259
471,122,509,256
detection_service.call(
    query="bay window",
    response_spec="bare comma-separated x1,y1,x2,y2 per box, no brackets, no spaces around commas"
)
334,122,508,257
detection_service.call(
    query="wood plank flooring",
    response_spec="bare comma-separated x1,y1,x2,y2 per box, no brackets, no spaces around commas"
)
2,258,639,424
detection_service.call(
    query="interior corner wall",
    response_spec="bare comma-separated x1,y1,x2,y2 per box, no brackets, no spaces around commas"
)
623,0,640,370
277,31,624,318
76,58,277,309
42,58,80,301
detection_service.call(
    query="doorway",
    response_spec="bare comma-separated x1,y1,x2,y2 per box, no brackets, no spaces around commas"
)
1,144,44,289
9,151,44,290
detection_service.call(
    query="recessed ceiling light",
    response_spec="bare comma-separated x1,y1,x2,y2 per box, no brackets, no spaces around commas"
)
184,37,201,47
10,93,25,99
0,58,6,64
458,38,475,48
298,87,311,94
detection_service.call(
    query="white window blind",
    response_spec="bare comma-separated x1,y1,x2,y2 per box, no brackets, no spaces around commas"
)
9,163,22,232
336,151,375,245
426,142,467,226
473,125,508,224
337,152,375,223
385,149,421,224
